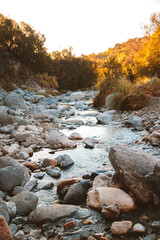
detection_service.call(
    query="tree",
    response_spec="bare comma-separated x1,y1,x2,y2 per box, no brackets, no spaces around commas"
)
142,12,160,36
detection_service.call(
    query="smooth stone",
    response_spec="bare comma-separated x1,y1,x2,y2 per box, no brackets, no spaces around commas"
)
6,202,17,219
56,154,74,169
87,187,135,211
111,221,133,235
68,132,83,140
29,204,79,223
132,223,146,233
0,198,10,223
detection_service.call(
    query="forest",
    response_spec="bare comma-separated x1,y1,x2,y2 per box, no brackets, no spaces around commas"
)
0,12,160,110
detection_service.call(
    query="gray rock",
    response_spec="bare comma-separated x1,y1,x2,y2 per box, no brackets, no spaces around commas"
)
75,101,89,110
9,223,18,235
96,110,117,124
63,181,90,205
29,204,79,223
105,92,119,110
41,182,54,190
0,166,24,192
10,191,38,216
14,230,25,240
46,167,61,178
144,234,156,240
0,89,7,98
33,172,45,179
0,198,9,223
12,186,26,196
24,179,38,191
0,191,5,199
0,113,17,126
0,157,30,191
31,95,45,103
83,137,98,149
56,154,74,169
4,93,28,111
109,145,158,203
15,133,33,143
0,125,14,134
6,201,17,219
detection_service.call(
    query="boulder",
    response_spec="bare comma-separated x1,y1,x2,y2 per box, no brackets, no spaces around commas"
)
4,93,28,112
87,187,134,212
10,191,38,215
29,204,79,223
0,157,30,192
109,145,158,203
0,216,12,240
105,92,119,110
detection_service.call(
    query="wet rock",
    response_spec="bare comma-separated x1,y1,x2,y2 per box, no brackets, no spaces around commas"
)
101,203,120,220
46,166,61,178
96,110,117,124
9,223,18,236
0,198,10,223
56,154,74,169
33,172,45,179
4,93,28,112
75,101,89,110
10,191,38,215
0,190,5,199
154,161,160,194
57,178,81,195
83,137,98,149
68,132,83,140
63,180,91,205
29,204,79,223
45,129,77,148
41,182,54,190
132,223,146,233
109,145,158,203
24,179,38,191
87,187,135,211
111,220,132,235
0,216,12,240
64,221,76,229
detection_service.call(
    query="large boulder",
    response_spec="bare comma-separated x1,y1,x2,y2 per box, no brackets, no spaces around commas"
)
4,93,28,112
109,145,158,203
10,191,38,215
29,204,79,223
87,187,134,212
0,157,30,192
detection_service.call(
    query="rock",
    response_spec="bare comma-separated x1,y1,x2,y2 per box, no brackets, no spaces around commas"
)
29,204,79,223
24,179,38,191
56,154,74,169
68,132,83,140
0,190,5,199
109,145,158,203
132,223,146,233
101,203,120,220
0,113,17,126
2,144,19,155
105,92,119,110
6,202,17,219
31,95,45,103
24,161,38,171
63,180,91,205
33,172,45,179
57,178,81,195
0,166,25,192
17,151,29,160
111,221,132,235
154,161,160,194
12,186,26,196
4,93,28,112
0,216,12,240
41,182,54,190
0,198,10,223
83,137,98,149
45,129,77,148
96,110,117,124
93,175,111,188
10,191,38,215
87,187,135,211
63,119,84,125
15,133,32,143
0,125,14,134
14,230,25,240
46,167,61,178
75,101,89,110
144,234,156,240
64,221,76,229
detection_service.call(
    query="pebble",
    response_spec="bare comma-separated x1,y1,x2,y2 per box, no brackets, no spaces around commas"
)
111,221,133,235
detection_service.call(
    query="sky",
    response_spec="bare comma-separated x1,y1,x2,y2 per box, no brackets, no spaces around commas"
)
1,0,160,56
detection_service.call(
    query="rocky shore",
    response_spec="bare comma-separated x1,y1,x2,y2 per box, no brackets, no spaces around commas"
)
0,88,159,240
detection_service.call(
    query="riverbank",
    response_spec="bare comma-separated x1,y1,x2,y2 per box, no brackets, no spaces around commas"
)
0,88,159,240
